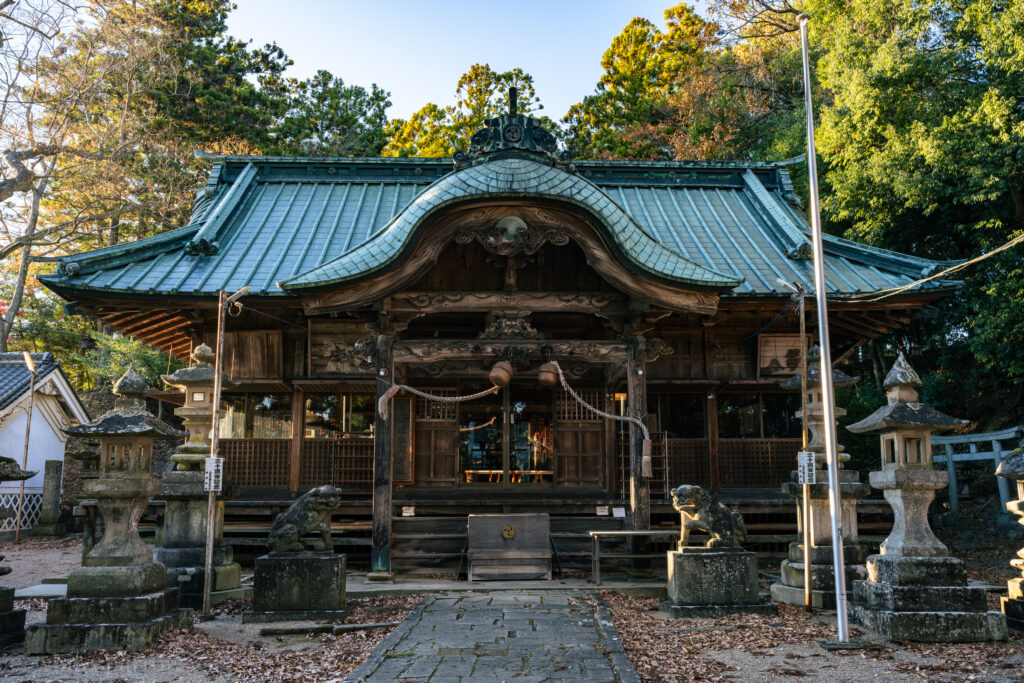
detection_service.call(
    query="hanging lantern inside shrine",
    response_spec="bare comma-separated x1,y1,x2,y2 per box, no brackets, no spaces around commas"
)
537,362,558,388
488,361,514,387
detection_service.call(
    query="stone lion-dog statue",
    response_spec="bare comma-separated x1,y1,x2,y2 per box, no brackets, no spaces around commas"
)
267,484,342,554
671,484,747,549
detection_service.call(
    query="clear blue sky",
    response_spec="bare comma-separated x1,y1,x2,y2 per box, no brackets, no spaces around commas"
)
226,1,707,121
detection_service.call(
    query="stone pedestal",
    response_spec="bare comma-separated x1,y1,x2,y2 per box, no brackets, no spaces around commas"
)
0,586,26,646
32,460,64,537
771,470,870,609
993,459,1024,631
153,471,246,608
660,548,776,617
26,474,193,654
851,555,1006,642
242,553,348,623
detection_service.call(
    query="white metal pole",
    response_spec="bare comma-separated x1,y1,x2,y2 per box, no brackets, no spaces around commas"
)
798,13,849,642
15,353,35,543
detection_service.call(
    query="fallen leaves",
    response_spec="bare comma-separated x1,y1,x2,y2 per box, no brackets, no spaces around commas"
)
34,594,426,682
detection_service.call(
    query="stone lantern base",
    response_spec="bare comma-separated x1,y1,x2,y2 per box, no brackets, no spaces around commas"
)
850,555,1007,642
25,562,192,654
770,542,867,609
0,587,26,646
659,548,776,618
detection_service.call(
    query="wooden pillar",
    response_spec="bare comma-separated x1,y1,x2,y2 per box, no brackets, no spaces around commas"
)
627,338,650,530
707,393,720,490
369,334,395,579
288,389,303,493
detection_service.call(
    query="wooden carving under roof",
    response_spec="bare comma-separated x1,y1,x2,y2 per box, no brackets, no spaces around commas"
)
298,201,720,316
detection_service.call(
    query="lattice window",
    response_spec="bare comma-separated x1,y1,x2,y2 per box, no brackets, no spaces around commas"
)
557,388,603,422
416,390,457,420
0,493,42,531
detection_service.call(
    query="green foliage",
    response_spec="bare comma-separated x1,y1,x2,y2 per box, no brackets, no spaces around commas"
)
383,64,552,158
270,70,391,156
563,3,805,162
79,331,183,391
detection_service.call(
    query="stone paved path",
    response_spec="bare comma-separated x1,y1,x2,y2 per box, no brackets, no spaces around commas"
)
345,591,640,683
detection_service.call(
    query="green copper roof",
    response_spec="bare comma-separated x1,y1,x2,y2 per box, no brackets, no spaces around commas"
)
39,154,958,301
281,155,740,291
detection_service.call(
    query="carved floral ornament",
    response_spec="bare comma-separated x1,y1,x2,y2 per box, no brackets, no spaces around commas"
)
478,312,543,340
453,214,570,257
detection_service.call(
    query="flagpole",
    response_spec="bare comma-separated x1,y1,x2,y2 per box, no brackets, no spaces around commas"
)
798,13,849,642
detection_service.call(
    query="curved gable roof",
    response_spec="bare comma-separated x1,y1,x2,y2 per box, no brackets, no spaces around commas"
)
280,156,741,292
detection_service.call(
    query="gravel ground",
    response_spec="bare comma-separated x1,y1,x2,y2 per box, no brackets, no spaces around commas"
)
0,537,82,589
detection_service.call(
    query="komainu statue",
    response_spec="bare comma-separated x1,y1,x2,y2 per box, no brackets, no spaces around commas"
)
671,484,747,549
267,485,341,554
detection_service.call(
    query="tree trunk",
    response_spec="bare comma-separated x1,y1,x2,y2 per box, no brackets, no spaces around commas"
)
870,343,885,393
1011,182,1024,231
0,159,56,352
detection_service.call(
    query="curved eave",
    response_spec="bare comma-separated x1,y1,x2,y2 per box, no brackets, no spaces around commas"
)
281,156,742,294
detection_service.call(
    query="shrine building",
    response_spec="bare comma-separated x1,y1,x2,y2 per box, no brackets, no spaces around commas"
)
39,109,955,573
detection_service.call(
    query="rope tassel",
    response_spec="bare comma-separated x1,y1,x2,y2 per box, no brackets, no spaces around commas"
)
641,439,653,478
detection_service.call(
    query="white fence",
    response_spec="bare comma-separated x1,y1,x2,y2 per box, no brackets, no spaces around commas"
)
0,492,43,532
932,426,1024,517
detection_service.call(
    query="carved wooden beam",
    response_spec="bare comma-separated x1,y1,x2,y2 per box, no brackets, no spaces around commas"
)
391,291,628,316
392,339,628,364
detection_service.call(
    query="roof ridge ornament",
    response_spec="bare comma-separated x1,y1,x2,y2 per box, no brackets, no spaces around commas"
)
453,87,573,171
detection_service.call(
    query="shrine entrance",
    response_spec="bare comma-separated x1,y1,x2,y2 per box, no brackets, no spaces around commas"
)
458,381,554,487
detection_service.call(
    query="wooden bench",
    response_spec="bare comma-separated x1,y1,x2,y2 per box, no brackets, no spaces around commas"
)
589,529,680,585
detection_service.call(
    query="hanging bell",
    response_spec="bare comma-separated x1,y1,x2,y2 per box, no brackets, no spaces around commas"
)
489,361,514,387
537,361,558,388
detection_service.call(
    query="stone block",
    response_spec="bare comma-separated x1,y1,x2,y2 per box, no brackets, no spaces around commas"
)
666,548,761,607
780,559,865,591
853,580,987,612
769,582,836,610
659,601,776,618
0,607,26,646
1000,596,1024,632
0,586,13,612
850,602,1007,643
33,460,65,537
243,553,346,622
787,542,867,565
66,562,166,598
46,590,179,625
867,555,967,587
25,606,192,654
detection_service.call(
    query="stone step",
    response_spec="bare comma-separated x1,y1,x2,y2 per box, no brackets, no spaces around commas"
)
850,602,1007,643
853,580,987,612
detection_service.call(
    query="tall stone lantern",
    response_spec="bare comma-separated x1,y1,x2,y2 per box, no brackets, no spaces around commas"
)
770,345,871,608
26,368,191,653
154,343,247,607
995,448,1024,630
846,352,1007,642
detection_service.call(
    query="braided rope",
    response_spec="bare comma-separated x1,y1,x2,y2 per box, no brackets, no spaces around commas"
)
550,360,649,441
378,382,500,420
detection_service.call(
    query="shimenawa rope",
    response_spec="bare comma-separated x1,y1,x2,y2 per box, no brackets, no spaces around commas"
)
377,383,500,420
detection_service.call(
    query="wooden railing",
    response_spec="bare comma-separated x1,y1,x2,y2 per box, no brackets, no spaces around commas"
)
221,438,290,488
302,435,374,492
666,438,711,489
718,438,800,488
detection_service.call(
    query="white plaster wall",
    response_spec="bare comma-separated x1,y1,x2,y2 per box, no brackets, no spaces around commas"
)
0,404,65,494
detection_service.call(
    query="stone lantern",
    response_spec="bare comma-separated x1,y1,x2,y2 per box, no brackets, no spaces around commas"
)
153,343,246,607
770,345,871,608
846,352,1007,642
26,368,191,653
995,448,1024,630
161,343,234,471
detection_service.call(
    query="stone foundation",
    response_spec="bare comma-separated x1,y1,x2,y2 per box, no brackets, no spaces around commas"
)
0,587,25,646
662,548,776,617
770,542,867,609
155,471,244,608
851,555,1007,642
26,591,191,654
242,553,347,623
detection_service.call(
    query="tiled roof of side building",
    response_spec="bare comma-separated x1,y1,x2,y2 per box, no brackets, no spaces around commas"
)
0,353,59,411
39,155,959,301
